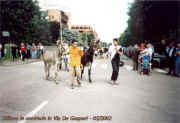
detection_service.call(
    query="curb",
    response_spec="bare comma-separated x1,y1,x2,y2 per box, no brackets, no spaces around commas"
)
0,59,42,66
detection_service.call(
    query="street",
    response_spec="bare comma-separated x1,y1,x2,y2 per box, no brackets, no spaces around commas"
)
0,58,180,123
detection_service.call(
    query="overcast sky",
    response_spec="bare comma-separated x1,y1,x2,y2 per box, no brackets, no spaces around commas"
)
37,0,134,43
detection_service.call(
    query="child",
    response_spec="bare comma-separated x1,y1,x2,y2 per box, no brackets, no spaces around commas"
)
139,45,151,75
20,43,26,61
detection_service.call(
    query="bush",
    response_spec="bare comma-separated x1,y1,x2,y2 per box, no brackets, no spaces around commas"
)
2,44,12,61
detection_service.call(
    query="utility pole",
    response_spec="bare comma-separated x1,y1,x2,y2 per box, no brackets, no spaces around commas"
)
59,11,63,42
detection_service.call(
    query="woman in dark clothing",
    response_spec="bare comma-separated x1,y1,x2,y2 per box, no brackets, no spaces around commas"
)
132,44,139,71
11,44,17,61
167,42,176,75
108,39,123,85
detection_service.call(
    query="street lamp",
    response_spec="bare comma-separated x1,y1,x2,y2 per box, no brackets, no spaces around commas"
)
59,11,63,42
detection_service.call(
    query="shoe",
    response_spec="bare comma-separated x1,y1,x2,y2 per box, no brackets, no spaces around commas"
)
167,72,171,75
113,81,119,85
114,81,119,85
71,84,74,89
78,83,81,87
109,80,113,84
174,74,180,77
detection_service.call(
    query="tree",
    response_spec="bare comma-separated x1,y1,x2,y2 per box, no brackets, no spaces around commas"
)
99,41,108,47
62,28,82,45
0,0,52,45
81,33,88,46
87,33,95,45
119,0,180,46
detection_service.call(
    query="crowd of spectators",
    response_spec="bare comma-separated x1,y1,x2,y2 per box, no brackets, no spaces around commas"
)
0,42,44,62
124,40,180,77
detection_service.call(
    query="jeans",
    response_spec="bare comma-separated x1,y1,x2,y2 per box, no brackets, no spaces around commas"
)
64,57,69,71
31,51,37,59
27,50,31,59
0,51,2,63
174,56,180,75
111,59,120,81
133,60,138,71
21,51,26,61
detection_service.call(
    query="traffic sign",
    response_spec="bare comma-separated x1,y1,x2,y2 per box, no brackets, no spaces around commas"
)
2,31,10,37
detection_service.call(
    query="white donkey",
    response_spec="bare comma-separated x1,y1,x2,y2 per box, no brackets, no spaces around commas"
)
42,40,65,84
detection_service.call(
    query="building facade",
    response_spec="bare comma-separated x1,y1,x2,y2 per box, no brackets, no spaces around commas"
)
47,9,71,29
71,25,98,40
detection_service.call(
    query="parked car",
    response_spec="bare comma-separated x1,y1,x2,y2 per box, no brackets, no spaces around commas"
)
152,53,168,68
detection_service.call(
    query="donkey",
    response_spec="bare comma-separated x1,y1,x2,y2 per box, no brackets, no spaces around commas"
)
81,45,95,83
42,40,65,84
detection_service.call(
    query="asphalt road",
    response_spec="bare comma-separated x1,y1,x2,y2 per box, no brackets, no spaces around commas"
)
0,58,180,123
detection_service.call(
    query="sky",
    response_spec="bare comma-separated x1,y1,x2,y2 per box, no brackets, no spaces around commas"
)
37,0,134,43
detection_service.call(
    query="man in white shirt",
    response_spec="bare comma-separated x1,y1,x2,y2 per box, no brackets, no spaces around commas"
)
108,39,122,84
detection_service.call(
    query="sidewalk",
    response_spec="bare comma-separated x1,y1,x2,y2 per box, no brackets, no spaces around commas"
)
121,55,169,74
0,58,41,66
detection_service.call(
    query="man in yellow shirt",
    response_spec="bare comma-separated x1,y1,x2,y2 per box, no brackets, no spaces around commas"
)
69,40,83,89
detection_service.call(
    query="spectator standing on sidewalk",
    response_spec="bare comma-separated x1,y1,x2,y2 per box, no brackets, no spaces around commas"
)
37,43,41,59
39,43,44,56
132,44,139,71
146,43,154,60
167,42,176,75
143,43,154,72
31,43,37,59
63,42,70,72
0,44,2,63
11,44,17,61
139,43,145,52
20,43,26,61
159,39,169,57
108,38,122,85
174,42,180,77
26,43,31,59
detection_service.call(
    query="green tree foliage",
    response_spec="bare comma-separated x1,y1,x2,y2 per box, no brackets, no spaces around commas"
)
119,0,180,46
81,33,88,46
0,0,52,45
62,28,82,44
108,43,112,47
100,41,108,47
80,32,96,46
87,33,95,45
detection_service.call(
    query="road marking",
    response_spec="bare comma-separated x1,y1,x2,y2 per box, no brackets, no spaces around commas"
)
17,101,48,123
